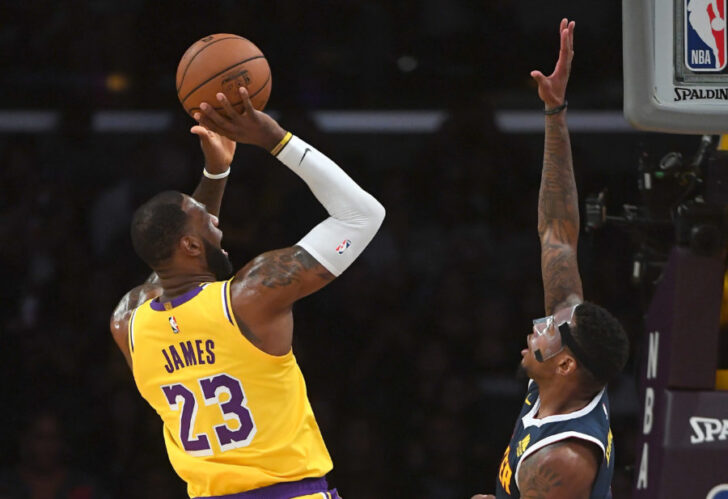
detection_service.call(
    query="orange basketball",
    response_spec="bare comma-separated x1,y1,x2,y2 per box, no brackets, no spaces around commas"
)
176,34,272,117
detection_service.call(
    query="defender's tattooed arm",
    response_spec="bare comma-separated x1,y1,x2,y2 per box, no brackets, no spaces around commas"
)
531,19,583,315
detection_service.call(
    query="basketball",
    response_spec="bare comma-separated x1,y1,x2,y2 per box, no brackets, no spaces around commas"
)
176,34,272,117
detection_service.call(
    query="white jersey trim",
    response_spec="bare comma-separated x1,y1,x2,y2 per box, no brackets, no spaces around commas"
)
221,281,233,325
514,430,606,491
521,387,606,428
129,307,138,353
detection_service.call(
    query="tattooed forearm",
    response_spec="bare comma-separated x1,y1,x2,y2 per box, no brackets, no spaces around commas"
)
520,458,564,499
537,114,579,244
541,238,583,315
248,246,333,289
538,113,583,314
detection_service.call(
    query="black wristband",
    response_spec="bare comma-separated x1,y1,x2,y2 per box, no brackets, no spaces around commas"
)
545,100,568,115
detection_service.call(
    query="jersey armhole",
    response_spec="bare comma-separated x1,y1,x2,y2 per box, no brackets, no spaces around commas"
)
223,278,292,363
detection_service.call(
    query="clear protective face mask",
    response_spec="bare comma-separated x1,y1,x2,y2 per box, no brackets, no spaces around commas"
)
529,304,579,362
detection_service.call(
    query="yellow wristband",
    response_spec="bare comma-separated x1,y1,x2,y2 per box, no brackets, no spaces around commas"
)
270,131,293,156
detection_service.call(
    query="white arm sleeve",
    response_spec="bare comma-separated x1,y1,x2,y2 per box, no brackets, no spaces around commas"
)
276,134,385,276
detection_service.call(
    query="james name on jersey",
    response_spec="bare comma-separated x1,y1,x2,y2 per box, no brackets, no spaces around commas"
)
162,339,216,373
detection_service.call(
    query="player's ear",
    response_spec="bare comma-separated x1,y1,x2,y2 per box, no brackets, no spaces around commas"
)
556,353,577,376
179,235,203,257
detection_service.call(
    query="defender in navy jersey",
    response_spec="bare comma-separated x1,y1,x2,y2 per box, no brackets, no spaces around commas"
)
472,19,629,499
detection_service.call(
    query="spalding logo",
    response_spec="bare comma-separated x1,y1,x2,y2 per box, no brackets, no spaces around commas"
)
706,484,728,499
690,416,728,443
336,239,352,255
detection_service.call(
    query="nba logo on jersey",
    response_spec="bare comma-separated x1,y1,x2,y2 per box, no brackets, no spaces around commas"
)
335,239,351,254
686,0,727,71
169,316,180,334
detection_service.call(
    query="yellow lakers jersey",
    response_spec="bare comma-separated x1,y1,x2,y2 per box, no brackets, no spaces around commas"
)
128,279,332,498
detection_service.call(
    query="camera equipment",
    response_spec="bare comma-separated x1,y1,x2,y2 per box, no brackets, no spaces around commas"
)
585,135,728,288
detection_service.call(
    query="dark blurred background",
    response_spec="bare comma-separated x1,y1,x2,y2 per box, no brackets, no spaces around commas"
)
0,1,714,498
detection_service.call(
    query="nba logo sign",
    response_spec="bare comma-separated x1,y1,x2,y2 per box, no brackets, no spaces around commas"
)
335,239,351,254
685,0,727,71
169,316,180,334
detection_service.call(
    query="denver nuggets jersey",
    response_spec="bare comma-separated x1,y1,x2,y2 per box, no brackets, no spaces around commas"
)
128,279,333,498
495,380,614,498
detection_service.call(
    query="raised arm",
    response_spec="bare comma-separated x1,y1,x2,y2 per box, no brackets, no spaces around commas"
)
189,124,236,216
196,88,385,353
531,19,583,315
109,127,236,368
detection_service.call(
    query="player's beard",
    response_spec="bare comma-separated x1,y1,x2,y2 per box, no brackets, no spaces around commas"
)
203,238,233,280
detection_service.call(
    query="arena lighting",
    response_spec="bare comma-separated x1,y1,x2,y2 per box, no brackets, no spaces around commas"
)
0,109,634,134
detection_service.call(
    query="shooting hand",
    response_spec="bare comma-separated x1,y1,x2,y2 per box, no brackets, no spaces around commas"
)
195,87,286,152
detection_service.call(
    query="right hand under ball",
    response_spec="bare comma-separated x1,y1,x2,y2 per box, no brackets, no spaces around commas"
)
195,87,286,152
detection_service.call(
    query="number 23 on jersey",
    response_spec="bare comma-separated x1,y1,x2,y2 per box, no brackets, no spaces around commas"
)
161,373,257,456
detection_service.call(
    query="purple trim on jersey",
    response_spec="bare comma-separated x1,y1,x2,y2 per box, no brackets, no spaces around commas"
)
149,285,204,311
207,477,334,499
222,280,234,325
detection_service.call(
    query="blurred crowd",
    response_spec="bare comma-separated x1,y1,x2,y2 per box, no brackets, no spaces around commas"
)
3,0,623,111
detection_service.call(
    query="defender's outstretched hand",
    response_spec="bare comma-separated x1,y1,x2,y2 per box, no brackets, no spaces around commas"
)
530,18,575,109
190,125,236,174
195,87,286,152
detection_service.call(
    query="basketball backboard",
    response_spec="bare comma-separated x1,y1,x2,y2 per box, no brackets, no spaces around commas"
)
623,0,728,133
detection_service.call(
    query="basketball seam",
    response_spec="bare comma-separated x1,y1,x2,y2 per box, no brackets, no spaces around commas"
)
179,55,265,104
188,71,271,113
177,36,243,93
250,71,272,98
186,72,270,114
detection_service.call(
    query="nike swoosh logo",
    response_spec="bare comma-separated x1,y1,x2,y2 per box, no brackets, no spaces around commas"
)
299,148,311,166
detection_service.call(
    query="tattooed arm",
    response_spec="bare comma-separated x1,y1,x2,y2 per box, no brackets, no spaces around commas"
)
517,440,600,499
110,273,163,368
229,247,334,355
531,19,583,315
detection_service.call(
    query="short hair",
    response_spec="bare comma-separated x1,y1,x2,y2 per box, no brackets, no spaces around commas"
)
130,191,188,268
571,302,630,386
